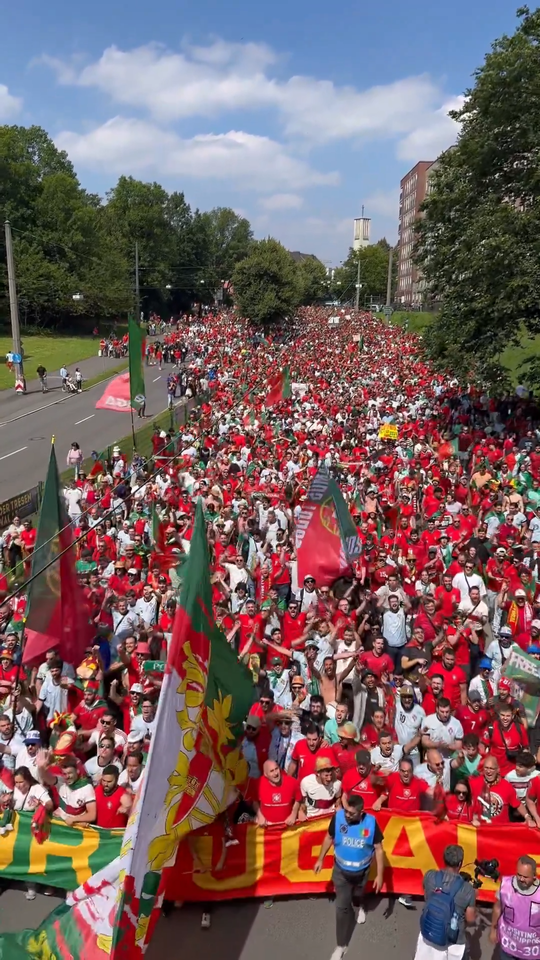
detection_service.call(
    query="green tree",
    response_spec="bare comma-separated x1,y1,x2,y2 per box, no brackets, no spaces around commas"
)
296,256,328,304
416,6,540,385
333,244,389,304
205,207,253,281
232,239,300,325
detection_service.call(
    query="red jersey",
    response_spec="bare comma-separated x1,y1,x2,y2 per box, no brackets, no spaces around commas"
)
481,719,528,776
341,767,381,808
383,772,428,813
331,744,359,777
472,777,520,823
427,663,466,709
72,699,108,732
290,740,335,779
238,613,264,654
454,704,489,737
95,785,129,828
445,795,475,822
434,585,461,619
360,724,393,749
358,651,394,679
257,772,300,824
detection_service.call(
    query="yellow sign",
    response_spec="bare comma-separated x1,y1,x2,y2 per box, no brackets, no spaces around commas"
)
378,424,398,440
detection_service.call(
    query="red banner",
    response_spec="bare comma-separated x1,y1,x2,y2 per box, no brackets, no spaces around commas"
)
95,372,132,413
165,812,540,904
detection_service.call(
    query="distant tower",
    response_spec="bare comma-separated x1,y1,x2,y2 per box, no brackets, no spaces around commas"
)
353,206,371,251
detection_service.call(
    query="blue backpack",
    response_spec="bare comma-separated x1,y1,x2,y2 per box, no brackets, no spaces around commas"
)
420,872,464,947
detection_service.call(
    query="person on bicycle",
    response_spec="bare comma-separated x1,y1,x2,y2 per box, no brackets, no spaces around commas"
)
36,365,48,393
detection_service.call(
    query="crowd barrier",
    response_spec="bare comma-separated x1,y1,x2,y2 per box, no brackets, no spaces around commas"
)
0,812,123,890
165,812,539,904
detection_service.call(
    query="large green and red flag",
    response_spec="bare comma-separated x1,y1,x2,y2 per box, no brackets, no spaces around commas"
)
6,499,254,959
128,313,146,412
296,466,361,586
264,366,292,407
23,443,94,667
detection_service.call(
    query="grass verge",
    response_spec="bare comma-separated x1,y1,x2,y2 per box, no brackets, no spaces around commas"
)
0,335,100,390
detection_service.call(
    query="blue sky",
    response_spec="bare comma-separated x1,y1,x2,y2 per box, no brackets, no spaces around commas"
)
0,0,519,264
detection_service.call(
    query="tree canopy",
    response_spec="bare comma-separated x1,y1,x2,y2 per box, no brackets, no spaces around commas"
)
232,239,301,325
415,6,540,388
0,127,255,329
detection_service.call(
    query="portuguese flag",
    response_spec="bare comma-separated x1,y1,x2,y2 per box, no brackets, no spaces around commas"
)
264,366,292,407
128,313,146,412
23,443,94,667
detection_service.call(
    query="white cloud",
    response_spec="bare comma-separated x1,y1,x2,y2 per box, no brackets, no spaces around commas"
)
42,41,461,152
397,96,463,161
55,117,338,191
0,84,22,120
259,193,303,211
364,189,401,219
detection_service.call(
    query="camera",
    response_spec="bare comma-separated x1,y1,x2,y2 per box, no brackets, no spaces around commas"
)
460,858,500,889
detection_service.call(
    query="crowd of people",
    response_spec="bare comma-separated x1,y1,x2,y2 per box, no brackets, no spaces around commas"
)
1,306,540,927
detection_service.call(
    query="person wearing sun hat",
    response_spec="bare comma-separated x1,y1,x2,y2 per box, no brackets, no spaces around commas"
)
299,754,342,820
331,721,360,777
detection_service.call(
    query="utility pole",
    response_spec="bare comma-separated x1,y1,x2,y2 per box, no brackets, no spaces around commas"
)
386,247,393,309
4,220,25,392
355,253,361,311
135,240,140,322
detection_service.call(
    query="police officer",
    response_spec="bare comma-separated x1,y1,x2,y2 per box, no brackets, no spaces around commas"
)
314,794,384,960
490,856,540,960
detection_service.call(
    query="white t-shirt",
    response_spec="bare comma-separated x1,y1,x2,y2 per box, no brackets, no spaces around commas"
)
415,759,452,792
14,746,39,778
451,572,486,604
118,767,143,790
38,675,68,721
0,733,25,771
129,715,157,741
88,728,127,752
13,783,51,812
422,714,464,757
64,487,82,518
55,780,96,821
85,756,123,787
394,703,426,756
134,596,158,627
371,744,403,773
505,767,540,802
300,774,342,818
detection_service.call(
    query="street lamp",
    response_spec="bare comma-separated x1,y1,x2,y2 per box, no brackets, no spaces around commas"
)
72,292,84,301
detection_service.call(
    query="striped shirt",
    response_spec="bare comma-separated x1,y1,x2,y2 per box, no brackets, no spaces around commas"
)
54,778,95,820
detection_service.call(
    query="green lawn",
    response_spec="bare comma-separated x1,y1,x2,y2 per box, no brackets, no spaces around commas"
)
0,334,99,389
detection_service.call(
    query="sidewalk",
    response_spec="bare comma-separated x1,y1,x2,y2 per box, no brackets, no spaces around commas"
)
0,352,127,421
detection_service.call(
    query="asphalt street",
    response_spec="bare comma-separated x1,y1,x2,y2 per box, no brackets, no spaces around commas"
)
0,887,496,959
0,359,180,501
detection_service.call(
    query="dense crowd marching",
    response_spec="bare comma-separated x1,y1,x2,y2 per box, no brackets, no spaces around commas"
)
1,306,540,907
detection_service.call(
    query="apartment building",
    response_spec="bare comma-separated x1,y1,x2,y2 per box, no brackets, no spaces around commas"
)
395,160,434,304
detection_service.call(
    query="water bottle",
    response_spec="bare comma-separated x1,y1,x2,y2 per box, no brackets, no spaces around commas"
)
450,912,459,936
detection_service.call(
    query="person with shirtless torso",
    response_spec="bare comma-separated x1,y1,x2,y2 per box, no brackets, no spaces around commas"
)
314,655,356,721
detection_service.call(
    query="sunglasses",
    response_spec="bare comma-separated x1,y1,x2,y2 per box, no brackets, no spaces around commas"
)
259,699,272,705
245,725,257,732
280,720,292,726
100,719,113,725
455,790,468,798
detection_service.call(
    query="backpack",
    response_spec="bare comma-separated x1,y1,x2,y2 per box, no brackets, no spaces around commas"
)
420,871,463,947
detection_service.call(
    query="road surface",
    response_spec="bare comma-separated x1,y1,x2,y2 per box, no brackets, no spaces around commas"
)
0,360,180,502
0,886,495,959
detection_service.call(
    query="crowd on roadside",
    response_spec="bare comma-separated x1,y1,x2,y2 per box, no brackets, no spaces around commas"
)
1,305,540,902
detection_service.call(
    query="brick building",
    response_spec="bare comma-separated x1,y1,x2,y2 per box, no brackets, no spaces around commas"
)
395,160,434,304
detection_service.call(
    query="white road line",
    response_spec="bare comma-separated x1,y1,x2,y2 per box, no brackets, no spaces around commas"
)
0,446,27,461
74,414,95,425
153,375,162,382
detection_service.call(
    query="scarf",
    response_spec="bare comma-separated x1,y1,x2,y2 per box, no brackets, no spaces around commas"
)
506,600,533,635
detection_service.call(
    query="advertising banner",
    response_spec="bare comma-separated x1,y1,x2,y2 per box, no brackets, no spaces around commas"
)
165,812,534,904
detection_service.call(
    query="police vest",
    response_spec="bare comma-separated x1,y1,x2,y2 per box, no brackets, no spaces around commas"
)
334,809,377,874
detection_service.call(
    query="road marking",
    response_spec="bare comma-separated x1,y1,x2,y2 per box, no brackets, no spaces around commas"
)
153,375,161,382
0,446,27,461
74,414,95,425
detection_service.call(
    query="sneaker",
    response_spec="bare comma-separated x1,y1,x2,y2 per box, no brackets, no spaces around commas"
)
356,906,366,924
25,888,36,901
398,896,414,909
329,948,347,960
201,912,211,929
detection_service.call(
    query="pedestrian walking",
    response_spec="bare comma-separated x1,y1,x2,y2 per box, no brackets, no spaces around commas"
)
314,795,384,960
60,365,68,391
75,368,83,392
413,845,476,960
